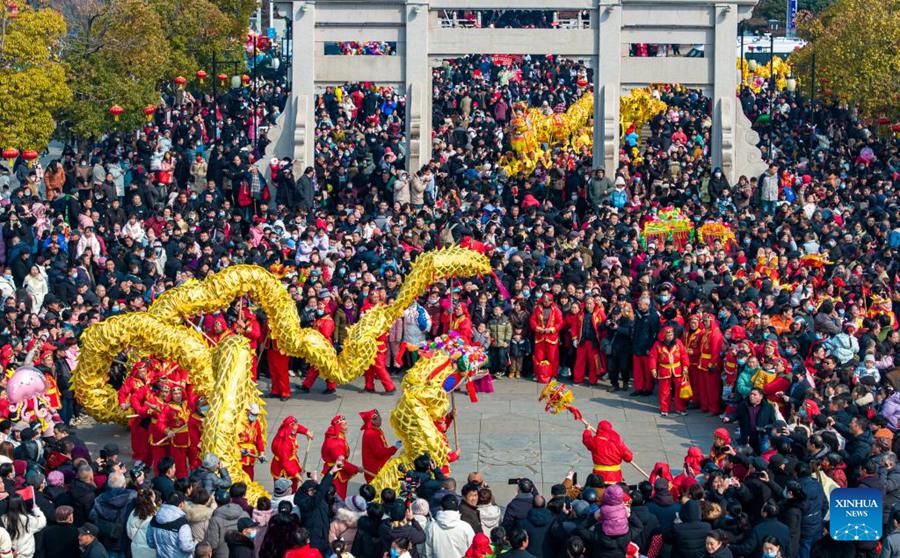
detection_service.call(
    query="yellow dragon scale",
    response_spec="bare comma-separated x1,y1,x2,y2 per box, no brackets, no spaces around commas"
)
72,247,492,501
370,352,456,496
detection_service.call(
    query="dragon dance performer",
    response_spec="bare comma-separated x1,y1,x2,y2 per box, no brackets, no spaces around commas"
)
119,361,151,463
320,415,360,499
238,404,266,480
581,419,634,483
161,385,192,478
270,416,314,491
300,298,337,394
360,409,398,483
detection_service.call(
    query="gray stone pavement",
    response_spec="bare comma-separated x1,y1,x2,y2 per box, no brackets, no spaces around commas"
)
78,375,723,504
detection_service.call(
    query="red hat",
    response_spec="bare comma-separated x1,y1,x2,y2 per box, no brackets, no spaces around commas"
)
359,409,377,430
626,542,640,558
728,325,747,341
714,427,732,445
542,292,554,303
330,415,346,426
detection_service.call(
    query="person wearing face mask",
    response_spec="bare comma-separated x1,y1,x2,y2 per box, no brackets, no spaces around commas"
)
237,404,266,480
225,517,259,558
119,362,152,463
300,298,337,395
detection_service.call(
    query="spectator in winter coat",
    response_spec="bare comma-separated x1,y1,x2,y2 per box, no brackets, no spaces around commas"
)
883,510,900,558
190,454,233,496
42,506,79,558
667,499,711,558
294,467,340,554
518,495,555,557
206,490,249,558
224,517,259,558
597,485,629,537
88,473,136,555
423,494,475,558
146,493,197,558
501,479,535,530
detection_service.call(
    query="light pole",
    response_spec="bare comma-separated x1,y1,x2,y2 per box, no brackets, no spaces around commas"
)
739,21,745,96
766,19,780,159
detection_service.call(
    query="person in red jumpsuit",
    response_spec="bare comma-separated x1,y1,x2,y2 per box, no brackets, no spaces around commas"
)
581,419,634,483
649,326,690,416
270,416,314,491
266,336,292,401
697,313,724,414
364,333,396,394
301,300,337,394
683,314,705,407
162,386,192,478
530,293,563,383
119,362,151,462
187,395,208,470
320,415,360,499
146,382,172,474
236,306,262,380
359,409,398,482
238,403,266,480
568,298,606,385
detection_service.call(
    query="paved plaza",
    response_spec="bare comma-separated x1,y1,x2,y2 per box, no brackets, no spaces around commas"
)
81,376,723,504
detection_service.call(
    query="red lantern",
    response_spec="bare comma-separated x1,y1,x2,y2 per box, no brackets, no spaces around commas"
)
2,147,18,167
892,123,900,133
196,70,207,84
241,74,250,86
109,104,124,122
174,75,187,90
143,104,156,123
877,116,890,125
21,150,38,167
217,73,228,86
6,2,18,18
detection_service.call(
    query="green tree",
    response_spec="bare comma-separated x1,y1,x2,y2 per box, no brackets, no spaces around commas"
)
0,4,73,152
791,0,900,119
62,0,170,137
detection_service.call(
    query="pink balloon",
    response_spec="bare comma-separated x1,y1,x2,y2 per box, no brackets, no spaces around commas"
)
7,365,47,404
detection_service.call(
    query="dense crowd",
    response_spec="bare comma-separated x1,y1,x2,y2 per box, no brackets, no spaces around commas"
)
0,47,898,558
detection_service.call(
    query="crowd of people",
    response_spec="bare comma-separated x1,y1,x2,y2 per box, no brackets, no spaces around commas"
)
0,41,898,558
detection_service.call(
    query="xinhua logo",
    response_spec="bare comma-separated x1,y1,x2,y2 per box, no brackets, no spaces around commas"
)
830,488,882,541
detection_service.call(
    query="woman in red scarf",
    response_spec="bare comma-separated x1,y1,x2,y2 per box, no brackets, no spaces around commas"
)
271,416,314,491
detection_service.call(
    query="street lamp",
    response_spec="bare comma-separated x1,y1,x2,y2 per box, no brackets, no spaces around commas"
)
766,18,780,158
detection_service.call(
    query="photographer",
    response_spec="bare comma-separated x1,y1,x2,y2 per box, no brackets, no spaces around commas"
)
295,460,342,554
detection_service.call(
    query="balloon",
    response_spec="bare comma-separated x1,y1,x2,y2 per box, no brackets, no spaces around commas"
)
7,366,48,404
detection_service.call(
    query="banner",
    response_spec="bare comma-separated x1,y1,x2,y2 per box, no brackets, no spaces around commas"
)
786,0,798,37
493,54,523,67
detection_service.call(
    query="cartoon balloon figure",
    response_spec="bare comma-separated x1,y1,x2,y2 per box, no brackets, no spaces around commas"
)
6,366,60,435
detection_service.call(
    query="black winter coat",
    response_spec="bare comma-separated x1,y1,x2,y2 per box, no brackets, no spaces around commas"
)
518,507,555,557
667,500,711,558
69,478,98,527
730,518,791,558
293,473,334,554
578,512,644,558
632,306,661,356
225,531,256,558
42,523,79,558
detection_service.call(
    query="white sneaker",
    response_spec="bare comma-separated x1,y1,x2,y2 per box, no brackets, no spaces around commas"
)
660,411,669,417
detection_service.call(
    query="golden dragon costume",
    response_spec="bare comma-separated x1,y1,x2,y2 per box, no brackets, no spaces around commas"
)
72,246,492,502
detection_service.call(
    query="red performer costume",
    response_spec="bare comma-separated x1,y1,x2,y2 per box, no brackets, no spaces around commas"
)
364,333,395,393
146,383,172,474
119,363,151,463
238,404,265,480
266,336,292,400
236,307,262,380
435,411,459,472
672,447,704,498
302,304,337,393
582,420,633,483
320,416,360,499
568,299,606,385
161,387,192,478
697,314,725,414
360,409,397,482
530,293,563,383
683,314,705,406
270,416,312,491
649,326,690,415
187,396,208,470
